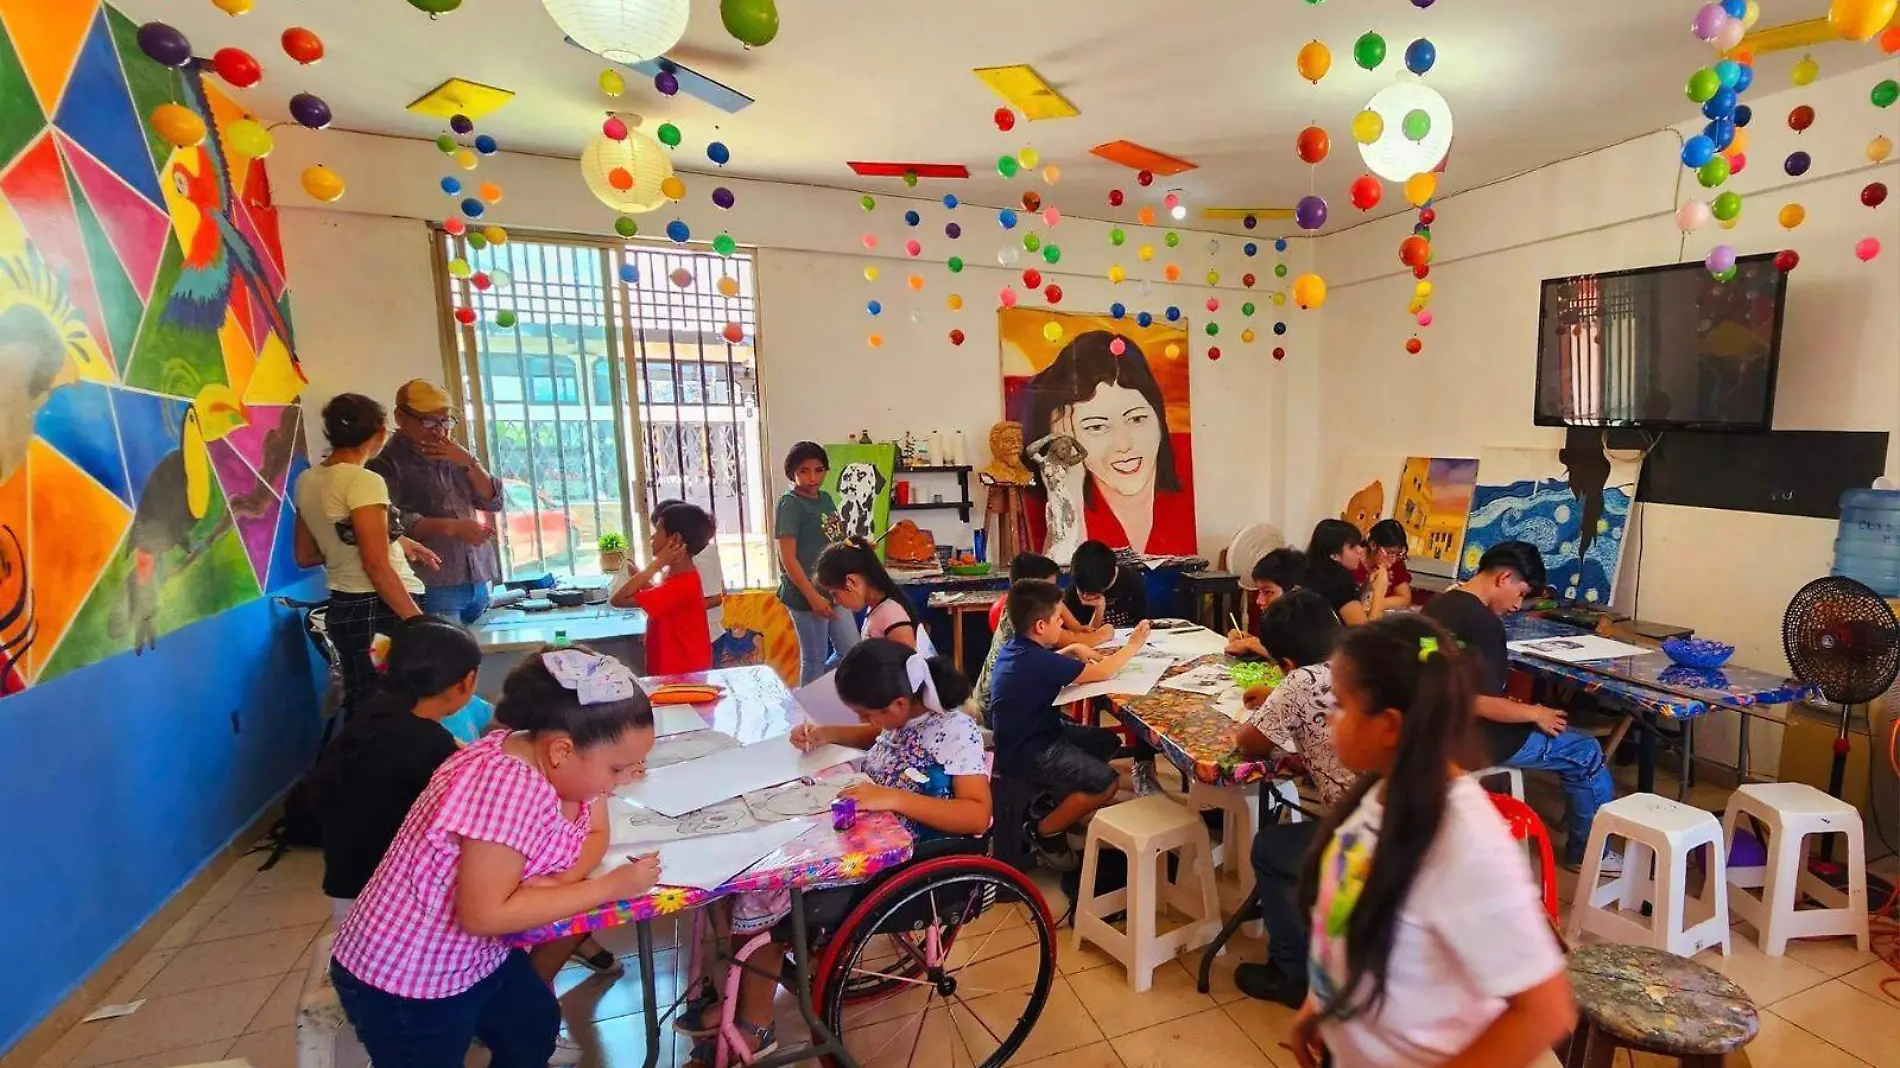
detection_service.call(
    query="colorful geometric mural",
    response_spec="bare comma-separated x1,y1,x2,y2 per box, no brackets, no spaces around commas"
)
0,1,307,695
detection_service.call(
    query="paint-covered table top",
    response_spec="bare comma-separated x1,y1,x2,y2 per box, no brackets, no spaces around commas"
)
1503,615,1816,720
506,666,914,946
1567,943,1759,1056
1106,654,1294,787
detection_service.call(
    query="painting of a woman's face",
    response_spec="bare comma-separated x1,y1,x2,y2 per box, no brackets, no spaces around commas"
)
1063,383,1162,498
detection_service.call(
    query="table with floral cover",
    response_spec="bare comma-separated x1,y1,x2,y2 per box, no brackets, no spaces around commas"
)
1103,654,1296,787
1502,614,1816,719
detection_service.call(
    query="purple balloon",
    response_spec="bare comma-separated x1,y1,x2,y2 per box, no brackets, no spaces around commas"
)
450,114,474,134
655,70,680,96
1410,0,1434,7
290,93,333,130
711,186,736,209
1294,194,1329,231
1706,243,1737,273
945,222,962,239
1691,3,1729,41
137,22,193,68
1784,151,1811,177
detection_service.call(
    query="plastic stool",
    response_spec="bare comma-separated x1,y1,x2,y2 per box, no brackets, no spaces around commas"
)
1567,792,1730,958
297,934,370,1068
1472,766,1525,800
1721,782,1871,956
1073,794,1222,992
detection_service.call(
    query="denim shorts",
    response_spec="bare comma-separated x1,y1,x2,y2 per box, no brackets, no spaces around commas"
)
1032,723,1120,798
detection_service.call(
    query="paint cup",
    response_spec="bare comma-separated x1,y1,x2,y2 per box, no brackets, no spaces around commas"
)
830,795,858,831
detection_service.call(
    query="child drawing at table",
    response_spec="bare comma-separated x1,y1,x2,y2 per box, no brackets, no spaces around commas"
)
974,552,1111,723
1226,548,1310,659
328,647,660,1068
1287,616,1573,1068
676,640,988,1066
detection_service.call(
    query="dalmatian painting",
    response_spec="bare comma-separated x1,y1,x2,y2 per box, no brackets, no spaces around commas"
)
818,443,899,551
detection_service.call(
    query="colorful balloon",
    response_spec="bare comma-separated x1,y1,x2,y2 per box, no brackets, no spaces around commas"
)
1711,191,1743,221
1783,151,1810,177
994,107,1016,131
1404,172,1437,206
708,141,731,165
1044,283,1063,304
289,93,332,129
1353,31,1387,70
1042,321,1063,343
599,69,626,96
1676,199,1713,231
1875,80,1900,109
1404,38,1436,75
660,175,686,200
667,220,691,243
137,22,193,67
226,118,274,157
151,104,206,148
949,329,965,346
1864,182,1890,208
1828,0,1899,40
720,0,780,47
713,186,736,210
1778,202,1806,229
1791,54,1820,86
1789,105,1815,133
1297,39,1332,83
1292,273,1328,309
1855,237,1882,261
1872,136,1895,163
300,165,345,202
1399,235,1432,267
1350,174,1383,211
1296,125,1330,164
1682,135,1717,168
1294,195,1329,231
714,234,738,257
657,123,682,147
1351,110,1385,146
997,155,1019,178
1686,68,1721,103
211,48,262,88
1774,249,1800,272
615,216,638,238
1698,156,1732,186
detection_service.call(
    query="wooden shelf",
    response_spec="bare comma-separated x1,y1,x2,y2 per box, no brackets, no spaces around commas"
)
892,500,972,522
896,464,973,474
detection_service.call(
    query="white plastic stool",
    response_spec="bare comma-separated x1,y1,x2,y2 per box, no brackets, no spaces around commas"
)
1180,779,1301,938
1472,766,1525,801
1073,793,1222,992
298,933,370,1068
1721,782,1871,956
1567,792,1731,958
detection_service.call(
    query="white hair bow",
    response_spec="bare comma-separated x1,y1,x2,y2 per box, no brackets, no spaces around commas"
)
541,649,640,706
904,652,944,713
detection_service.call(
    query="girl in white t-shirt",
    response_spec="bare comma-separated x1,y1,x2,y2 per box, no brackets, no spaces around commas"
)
1290,615,1575,1068
814,537,936,654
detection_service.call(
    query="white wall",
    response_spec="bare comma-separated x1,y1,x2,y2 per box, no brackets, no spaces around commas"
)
273,128,1311,561
1316,58,1900,770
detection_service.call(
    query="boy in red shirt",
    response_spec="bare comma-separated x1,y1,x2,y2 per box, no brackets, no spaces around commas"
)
612,502,715,675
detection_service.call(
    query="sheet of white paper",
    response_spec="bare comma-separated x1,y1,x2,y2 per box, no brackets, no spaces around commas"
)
1213,688,1250,723
645,730,741,770
1095,627,1138,649
1150,627,1232,660
1157,662,1234,696
654,819,820,891
795,671,862,727
1507,635,1651,663
1053,650,1176,704
81,1000,144,1023
654,707,711,738
609,795,762,847
617,736,863,817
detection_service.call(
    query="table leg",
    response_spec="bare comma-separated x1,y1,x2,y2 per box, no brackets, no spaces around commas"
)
637,920,661,1068
1636,712,1658,795
953,608,968,675
750,889,857,1068
1678,720,1695,801
1736,709,1751,785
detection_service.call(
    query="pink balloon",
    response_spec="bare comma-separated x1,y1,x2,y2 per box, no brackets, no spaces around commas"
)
905,239,921,256
1163,192,1180,209
999,286,1018,307
1417,310,1434,327
1206,297,1220,312
862,233,878,249
1713,18,1744,50
1857,237,1883,262
602,115,628,140
1676,199,1712,232
1109,337,1127,355
1042,207,1060,226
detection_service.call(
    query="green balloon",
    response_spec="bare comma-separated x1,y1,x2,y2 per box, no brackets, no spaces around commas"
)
997,155,1019,178
410,0,463,12
495,309,517,328
467,233,488,250
1686,68,1720,104
719,0,780,48
860,195,875,211
1711,191,1743,221
902,172,919,187
657,123,682,147
1274,263,1288,278
1697,156,1731,188
1042,245,1061,264
1205,322,1220,337
614,216,638,237
1109,227,1126,246
1164,231,1179,247
1713,265,1737,282
1401,109,1431,141
1353,32,1386,71
1023,233,1041,252
713,234,737,256
435,134,457,153
1874,79,1899,109
1417,226,1432,240
947,255,964,273
1241,302,1255,317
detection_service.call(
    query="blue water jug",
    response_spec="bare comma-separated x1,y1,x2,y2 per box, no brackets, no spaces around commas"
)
1833,488,1900,596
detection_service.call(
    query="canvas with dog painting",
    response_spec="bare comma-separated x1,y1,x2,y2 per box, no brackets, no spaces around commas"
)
821,443,897,556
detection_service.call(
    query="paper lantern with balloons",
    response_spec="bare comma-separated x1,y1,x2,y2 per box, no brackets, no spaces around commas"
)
539,0,688,63
581,122,675,213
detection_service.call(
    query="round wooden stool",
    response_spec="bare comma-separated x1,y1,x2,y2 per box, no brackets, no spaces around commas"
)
1564,944,1758,1067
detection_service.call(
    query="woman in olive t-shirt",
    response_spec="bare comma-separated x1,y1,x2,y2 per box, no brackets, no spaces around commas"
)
774,442,858,683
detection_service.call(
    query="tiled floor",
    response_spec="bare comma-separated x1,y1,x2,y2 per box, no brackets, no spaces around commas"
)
27,769,1900,1068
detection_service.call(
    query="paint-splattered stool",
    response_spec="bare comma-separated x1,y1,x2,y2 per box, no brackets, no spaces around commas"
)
1563,943,1758,1067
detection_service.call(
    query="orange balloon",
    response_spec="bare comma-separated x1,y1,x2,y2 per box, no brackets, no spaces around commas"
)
1399,235,1432,268
907,274,924,290
1164,263,1181,281
1295,125,1330,165
1137,205,1156,226
1882,25,1900,52
607,167,633,191
478,182,503,202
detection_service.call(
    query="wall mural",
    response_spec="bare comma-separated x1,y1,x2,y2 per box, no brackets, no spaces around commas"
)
0,1,308,696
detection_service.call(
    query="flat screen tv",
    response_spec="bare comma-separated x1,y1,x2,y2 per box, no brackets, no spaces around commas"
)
1534,253,1788,432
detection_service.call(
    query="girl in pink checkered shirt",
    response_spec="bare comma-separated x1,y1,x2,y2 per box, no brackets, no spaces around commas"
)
329,647,660,1068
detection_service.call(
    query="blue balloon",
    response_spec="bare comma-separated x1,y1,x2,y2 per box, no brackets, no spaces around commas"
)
1720,0,1746,17
1136,312,1153,328
460,197,485,218
1404,38,1436,75
1703,88,1737,119
1733,104,1753,127
1273,321,1287,336
1733,63,1753,94
440,176,462,194
998,208,1018,229
1243,242,1258,257
1274,238,1289,252
1165,306,1181,322
618,263,639,283
666,219,690,243
904,210,921,226
1704,118,1735,151
474,134,498,155
943,194,959,209
707,141,730,165
1109,302,1126,320
1715,60,1742,89
867,300,882,316
1681,135,1716,168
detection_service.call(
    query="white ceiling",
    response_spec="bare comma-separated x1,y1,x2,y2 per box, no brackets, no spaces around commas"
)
115,0,1889,232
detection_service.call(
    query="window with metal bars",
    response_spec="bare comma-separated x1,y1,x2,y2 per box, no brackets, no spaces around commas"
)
436,233,772,589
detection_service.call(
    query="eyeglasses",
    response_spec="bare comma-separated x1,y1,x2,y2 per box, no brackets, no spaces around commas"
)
400,406,458,431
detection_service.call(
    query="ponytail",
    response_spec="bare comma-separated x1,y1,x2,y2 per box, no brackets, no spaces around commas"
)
815,537,920,625
836,638,972,713
356,616,482,721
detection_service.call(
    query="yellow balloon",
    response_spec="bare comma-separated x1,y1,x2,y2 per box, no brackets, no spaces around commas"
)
1827,0,1898,41
717,276,740,297
1297,40,1332,83
1870,135,1894,163
484,226,508,245
1206,270,1221,285
1241,329,1256,343
1791,54,1820,87
1719,216,1739,230
300,164,345,202
1042,165,1061,185
226,118,274,158
211,0,253,14
1137,244,1155,262
454,148,478,170
599,69,626,97
1042,321,1063,342
151,104,206,148
907,274,925,290
1107,264,1126,283
1778,203,1806,229
660,176,686,200
447,258,472,279
1019,147,1040,168
947,293,964,310
1292,273,1327,310
1409,298,1426,314
1272,291,1287,307
864,265,880,282
1742,0,1761,26
1404,172,1437,207
1727,127,1749,155
1351,109,1384,145
1415,281,1433,298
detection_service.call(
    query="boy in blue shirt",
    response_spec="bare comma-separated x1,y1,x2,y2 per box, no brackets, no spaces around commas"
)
989,578,1152,870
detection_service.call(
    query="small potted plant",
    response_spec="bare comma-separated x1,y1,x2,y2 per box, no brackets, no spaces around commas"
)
597,531,628,573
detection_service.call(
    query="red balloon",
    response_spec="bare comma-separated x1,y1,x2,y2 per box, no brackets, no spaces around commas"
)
1773,249,1800,272
211,47,262,87
1349,174,1383,211
1022,191,1042,212
948,329,965,346
1136,169,1154,186
993,107,1015,131
1419,207,1437,225
722,322,744,344
454,307,476,326
470,272,492,291
1272,347,1286,361
1295,125,1330,165
1242,273,1256,288
443,218,466,236
1405,337,1423,355
281,26,323,64
1021,268,1042,289
1399,235,1432,268
1863,182,1889,208
1108,189,1125,207
1788,105,1814,132
1413,264,1430,279
1043,283,1063,304
1729,152,1748,174
1207,346,1222,361
1882,25,1900,53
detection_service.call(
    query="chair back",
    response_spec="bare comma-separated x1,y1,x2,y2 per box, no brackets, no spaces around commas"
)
989,595,1006,632
1487,791,1560,925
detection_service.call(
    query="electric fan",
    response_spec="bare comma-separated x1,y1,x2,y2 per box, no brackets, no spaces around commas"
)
1225,523,1286,589
1781,576,1900,804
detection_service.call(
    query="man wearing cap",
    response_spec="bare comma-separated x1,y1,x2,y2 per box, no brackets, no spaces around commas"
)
368,379,502,624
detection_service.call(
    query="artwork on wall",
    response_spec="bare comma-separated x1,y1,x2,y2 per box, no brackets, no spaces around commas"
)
1000,308,1197,555
0,6,308,696
820,442,896,552
1394,456,1478,578
1328,454,1402,538
1458,445,1642,606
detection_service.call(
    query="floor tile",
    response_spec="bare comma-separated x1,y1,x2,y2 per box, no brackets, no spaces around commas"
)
227,1025,297,1068
1770,980,1900,1068
240,851,326,897
152,898,228,952
1067,955,1218,1038
1220,996,1302,1066
77,1040,234,1068
1748,1010,1875,1068
555,951,683,1024
1111,1006,1281,1068
1056,937,1121,976
1839,961,1900,1008
1014,1041,1124,1068
140,924,320,998
568,1012,686,1068
93,949,179,1009
245,972,306,1035
1190,934,1269,1005
1773,931,1882,978
68,976,280,1068
964,978,1103,1064
1691,933,1832,1005
33,1018,106,1068
197,889,333,944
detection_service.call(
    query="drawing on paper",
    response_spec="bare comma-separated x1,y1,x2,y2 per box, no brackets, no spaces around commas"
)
646,730,741,770
743,772,870,820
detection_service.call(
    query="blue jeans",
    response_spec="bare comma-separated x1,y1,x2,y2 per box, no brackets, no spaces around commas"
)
790,604,860,684
1504,728,1616,864
422,581,491,625
1251,819,1321,972
330,950,557,1068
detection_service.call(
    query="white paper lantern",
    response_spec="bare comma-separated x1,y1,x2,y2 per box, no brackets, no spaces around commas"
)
540,0,690,64
580,125,674,213
1357,82,1454,184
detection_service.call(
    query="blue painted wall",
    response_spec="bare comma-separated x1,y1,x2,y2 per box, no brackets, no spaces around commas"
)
0,577,325,1053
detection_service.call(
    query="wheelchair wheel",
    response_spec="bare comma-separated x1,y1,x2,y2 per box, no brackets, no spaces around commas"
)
813,856,1055,1068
